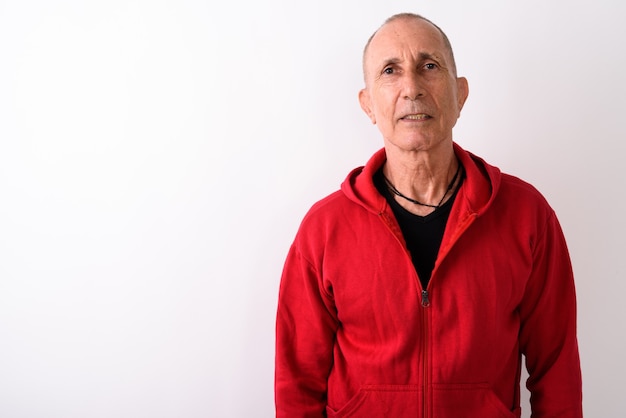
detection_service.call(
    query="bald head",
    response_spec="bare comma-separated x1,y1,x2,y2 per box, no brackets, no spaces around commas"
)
362,13,458,82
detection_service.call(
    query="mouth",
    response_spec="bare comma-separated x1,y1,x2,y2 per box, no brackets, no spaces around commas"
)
401,113,432,121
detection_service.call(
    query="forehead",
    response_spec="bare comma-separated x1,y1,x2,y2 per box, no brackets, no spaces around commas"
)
366,18,447,66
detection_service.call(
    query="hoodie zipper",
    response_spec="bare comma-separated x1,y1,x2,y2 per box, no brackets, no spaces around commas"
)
419,214,477,417
421,288,430,418
380,211,478,417
380,211,432,416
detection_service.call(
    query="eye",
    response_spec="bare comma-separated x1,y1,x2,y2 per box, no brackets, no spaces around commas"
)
383,67,394,75
424,63,438,70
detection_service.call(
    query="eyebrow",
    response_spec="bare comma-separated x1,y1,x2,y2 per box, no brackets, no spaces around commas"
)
418,52,441,62
379,52,442,69
379,57,402,69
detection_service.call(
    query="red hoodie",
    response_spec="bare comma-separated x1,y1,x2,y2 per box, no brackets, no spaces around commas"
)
275,143,582,417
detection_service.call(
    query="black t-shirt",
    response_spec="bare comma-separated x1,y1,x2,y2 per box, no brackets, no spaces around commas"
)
373,168,463,289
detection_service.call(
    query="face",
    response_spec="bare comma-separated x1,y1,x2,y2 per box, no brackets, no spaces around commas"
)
359,17,469,154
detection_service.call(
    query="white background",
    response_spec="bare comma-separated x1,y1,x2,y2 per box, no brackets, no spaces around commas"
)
1,0,624,417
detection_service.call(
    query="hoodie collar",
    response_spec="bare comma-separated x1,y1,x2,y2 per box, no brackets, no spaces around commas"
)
340,142,500,217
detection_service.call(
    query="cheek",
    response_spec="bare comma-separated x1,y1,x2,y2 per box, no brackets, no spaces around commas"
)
372,93,396,118
443,90,461,116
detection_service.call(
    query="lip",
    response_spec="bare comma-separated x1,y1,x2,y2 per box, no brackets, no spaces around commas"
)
400,113,432,121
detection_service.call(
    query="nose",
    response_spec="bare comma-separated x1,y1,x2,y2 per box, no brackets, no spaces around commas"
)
402,72,424,100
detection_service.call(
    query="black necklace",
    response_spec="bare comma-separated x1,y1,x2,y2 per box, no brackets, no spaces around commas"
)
383,162,463,209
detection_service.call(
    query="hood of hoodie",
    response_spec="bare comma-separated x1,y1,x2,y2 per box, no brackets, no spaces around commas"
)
341,142,501,219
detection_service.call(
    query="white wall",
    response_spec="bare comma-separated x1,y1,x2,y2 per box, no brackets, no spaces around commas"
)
0,0,624,417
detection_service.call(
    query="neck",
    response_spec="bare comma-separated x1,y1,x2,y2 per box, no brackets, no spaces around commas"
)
383,143,459,216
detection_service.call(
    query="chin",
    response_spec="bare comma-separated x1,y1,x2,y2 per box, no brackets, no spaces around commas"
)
385,135,450,154
390,137,432,151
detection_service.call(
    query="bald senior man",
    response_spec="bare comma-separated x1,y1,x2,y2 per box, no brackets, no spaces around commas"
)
275,13,582,418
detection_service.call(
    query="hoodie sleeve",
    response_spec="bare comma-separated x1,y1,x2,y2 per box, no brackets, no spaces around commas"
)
275,243,339,417
519,211,583,417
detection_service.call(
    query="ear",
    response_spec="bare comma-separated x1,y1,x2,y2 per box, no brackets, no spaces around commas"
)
456,77,469,113
358,88,376,124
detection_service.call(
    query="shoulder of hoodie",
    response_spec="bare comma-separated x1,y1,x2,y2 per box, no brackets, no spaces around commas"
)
495,170,556,218
288,188,358,255
299,188,355,227
456,145,555,220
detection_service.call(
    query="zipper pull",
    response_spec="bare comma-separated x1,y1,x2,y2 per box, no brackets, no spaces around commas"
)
421,290,430,307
